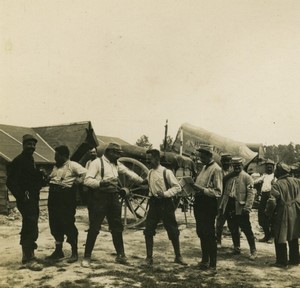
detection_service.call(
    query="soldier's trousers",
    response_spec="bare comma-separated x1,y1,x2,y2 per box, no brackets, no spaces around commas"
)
48,184,78,245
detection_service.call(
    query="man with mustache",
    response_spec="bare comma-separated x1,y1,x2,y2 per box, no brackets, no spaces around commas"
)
81,142,145,267
6,134,47,271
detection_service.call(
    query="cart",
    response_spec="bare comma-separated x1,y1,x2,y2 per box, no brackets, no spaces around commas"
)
95,144,197,228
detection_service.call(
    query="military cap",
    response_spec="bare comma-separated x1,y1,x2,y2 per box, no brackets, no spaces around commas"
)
22,134,38,144
55,145,70,157
106,142,122,152
231,157,243,164
276,162,291,173
265,159,275,165
221,153,232,160
197,144,214,154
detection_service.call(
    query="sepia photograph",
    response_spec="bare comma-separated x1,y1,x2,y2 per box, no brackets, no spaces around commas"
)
1,1,300,287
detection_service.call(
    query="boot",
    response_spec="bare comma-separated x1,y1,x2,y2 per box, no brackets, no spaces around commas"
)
112,232,129,265
45,243,64,261
22,246,43,271
84,231,98,258
67,241,78,263
22,246,33,264
171,237,187,266
141,235,154,268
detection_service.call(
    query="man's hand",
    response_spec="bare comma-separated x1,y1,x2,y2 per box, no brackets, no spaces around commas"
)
193,184,205,194
100,178,119,188
157,191,164,198
241,208,250,215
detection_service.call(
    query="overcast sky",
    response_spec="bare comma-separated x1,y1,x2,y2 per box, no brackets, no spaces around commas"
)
1,0,300,148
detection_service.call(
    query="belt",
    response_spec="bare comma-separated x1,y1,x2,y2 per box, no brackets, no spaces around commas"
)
50,184,72,190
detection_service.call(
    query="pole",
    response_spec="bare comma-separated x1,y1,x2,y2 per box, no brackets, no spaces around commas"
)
163,119,168,152
179,127,183,155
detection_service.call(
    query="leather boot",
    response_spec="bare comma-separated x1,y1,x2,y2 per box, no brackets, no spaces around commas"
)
141,235,154,267
22,246,43,271
171,237,187,266
22,246,33,264
67,240,78,263
145,235,153,259
112,232,129,265
45,243,64,261
84,231,98,258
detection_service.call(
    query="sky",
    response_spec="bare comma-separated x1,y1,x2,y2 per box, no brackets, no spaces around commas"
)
1,0,300,148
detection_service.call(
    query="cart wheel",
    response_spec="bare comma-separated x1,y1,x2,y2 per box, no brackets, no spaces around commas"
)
118,157,149,228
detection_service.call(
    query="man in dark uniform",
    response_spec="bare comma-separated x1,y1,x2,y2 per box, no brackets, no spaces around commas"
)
6,134,46,271
265,162,300,268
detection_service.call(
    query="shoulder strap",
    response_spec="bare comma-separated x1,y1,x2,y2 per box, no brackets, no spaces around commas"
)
163,169,171,190
100,157,104,179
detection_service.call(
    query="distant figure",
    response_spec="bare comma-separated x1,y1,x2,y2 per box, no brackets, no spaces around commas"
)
254,159,275,243
6,134,47,271
81,143,145,267
219,157,257,260
82,147,98,208
193,144,223,275
85,147,98,170
265,162,300,268
216,153,233,248
46,145,86,263
141,149,187,268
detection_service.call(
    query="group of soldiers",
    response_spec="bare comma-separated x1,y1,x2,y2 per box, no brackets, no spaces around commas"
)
6,134,300,275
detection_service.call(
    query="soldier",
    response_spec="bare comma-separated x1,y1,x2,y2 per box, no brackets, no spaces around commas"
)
81,143,145,267
193,144,223,274
6,134,46,271
46,145,86,263
254,159,275,243
265,162,300,268
216,153,233,248
142,149,187,267
219,157,257,260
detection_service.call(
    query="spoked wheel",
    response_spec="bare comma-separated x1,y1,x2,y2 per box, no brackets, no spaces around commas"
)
173,183,195,226
118,157,149,228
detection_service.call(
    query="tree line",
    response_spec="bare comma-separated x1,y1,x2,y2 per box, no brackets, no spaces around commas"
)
264,143,300,165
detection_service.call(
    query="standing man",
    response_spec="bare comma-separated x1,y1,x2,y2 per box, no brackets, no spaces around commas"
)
81,143,145,267
82,147,98,209
216,153,233,248
46,145,86,263
85,147,98,170
254,159,275,243
6,134,46,271
219,157,257,260
265,162,300,268
193,144,223,274
142,149,187,267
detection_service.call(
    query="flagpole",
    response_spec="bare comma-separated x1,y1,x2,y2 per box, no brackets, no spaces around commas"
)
179,127,183,155
163,119,168,152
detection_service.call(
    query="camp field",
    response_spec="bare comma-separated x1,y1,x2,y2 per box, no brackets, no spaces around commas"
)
0,207,299,288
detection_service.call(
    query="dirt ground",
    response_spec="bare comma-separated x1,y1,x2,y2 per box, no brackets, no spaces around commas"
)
0,206,299,288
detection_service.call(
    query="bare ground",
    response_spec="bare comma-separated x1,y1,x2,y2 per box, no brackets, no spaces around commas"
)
0,207,299,288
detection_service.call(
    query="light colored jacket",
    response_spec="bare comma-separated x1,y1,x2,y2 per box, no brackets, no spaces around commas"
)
220,170,255,215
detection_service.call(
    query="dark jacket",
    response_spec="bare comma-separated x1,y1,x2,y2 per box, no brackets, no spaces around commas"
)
265,175,300,243
6,152,44,200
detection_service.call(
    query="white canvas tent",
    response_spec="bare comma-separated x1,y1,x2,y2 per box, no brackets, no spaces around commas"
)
172,123,257,165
